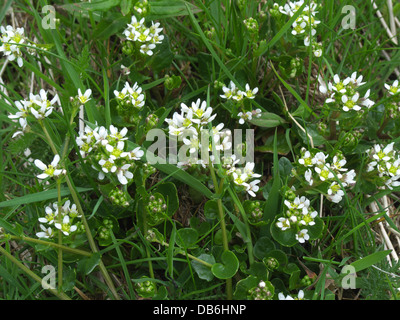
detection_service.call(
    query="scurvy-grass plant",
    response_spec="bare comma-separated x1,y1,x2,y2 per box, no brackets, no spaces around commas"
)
0,0,400,302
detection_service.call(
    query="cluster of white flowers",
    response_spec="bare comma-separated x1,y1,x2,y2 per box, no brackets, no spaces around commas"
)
123,16,164,56
36,200,80,238
220,81,261,124
318,72,374,112
8,89,59,138
274,1,322,57
76,124,144,185
114,81,145,109
165,99,261,197
276,194,317,243
0,25,37,67
226,160,261,197
34,154,66,180
278,290,305,300
297,148,356,203
366,142,400,189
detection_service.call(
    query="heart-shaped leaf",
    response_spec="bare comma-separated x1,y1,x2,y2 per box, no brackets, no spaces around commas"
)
211,250,239,279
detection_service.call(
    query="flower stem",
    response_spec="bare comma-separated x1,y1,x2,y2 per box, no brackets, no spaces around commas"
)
56,179,63,292
6,235,92,256
208,164,233,300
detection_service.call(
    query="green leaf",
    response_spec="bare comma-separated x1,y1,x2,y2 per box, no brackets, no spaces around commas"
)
0,187,92,208
248,112,286,128
278,156,293,180
307,216,324,240
148,0,201,19
233,275,259,300
350,250,392,273
61,0,121,12
270,218,297,247
150,35,174,73
191,253,216,282
211,250,239,279
204,200,219,220
261,131,281,234
77,252,101,275
253,236,276,260
284,263,301,290
176,228,199,249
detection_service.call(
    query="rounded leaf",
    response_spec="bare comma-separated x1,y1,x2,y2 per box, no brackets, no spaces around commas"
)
211,250,239,279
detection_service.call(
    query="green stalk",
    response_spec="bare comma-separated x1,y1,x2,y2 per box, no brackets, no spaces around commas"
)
56,179,63,292
0,244,71,300
6,235,92,256
208,164,232,300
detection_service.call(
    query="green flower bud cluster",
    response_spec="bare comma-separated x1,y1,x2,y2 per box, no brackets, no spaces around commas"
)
247,201,263,224
205,27,216,40
143,163,156,177
133,0,149,16
263,257,279,271
135,277,156,298
289,57,301,78
97,218,114,241
269,3,281,18
109,187,130,207
341,130,363,148
300,275,313,287
146,194,167,226
247,280,274,300
386,102,400,119
283,187,296,202
122,41,134,55
243,18,259,36
317,121,328,136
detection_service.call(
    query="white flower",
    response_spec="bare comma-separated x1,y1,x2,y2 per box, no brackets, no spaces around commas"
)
238,111,252,124
99,158,117,173
278,292,294,300
116,164,133,185
241,83,258,99
34,154,65,179
342,93,362,112
36,224,54,239
385,80,399,95
295,229,310,243
304,169,313,185
78,88,92,104
38,205,57,225
276,217,291,231
140,43,156,56
246,179,260,197
128,147,144,160
220,81,239,100
54,215,77,236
